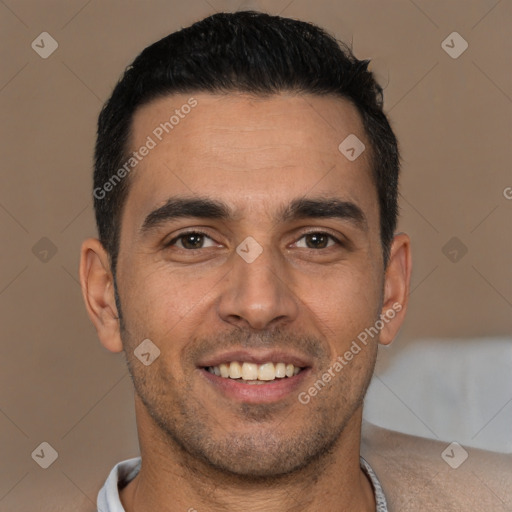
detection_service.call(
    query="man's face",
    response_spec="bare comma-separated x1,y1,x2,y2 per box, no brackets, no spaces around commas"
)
115,92,385,476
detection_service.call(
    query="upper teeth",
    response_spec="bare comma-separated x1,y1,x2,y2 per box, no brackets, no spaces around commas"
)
207,362,302,381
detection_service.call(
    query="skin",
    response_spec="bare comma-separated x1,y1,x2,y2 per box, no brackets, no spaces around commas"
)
80,92,411,511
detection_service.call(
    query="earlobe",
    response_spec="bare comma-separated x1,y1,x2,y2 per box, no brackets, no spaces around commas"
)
79,238,124,353
379,233,412,346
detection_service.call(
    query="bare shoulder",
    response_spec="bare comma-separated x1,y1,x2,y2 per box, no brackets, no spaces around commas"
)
361,421,512,512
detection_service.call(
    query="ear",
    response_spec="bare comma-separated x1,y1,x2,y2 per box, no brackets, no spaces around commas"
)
378,233,412,346
79,238,123,353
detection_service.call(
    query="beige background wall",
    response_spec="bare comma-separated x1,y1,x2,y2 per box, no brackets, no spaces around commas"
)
1,0,510,510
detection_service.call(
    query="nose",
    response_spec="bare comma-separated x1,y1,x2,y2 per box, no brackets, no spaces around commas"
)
217,243,299,331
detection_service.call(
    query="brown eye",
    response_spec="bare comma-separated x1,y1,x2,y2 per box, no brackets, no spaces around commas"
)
296,232,338,249
166,231,216,250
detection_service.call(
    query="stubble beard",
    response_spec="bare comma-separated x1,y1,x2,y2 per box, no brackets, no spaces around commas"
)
123,329,377,480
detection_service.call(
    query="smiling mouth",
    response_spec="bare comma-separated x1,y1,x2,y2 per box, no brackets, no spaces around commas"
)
204,361,305,384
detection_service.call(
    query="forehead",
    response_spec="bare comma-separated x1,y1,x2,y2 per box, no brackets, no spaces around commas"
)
124,92,376,225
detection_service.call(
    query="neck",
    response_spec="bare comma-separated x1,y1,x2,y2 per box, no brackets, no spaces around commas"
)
120,398,375,512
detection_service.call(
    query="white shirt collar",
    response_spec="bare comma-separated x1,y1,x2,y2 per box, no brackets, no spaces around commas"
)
97,456,388,511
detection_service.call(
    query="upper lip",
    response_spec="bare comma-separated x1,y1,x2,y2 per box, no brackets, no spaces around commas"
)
197,349,313,368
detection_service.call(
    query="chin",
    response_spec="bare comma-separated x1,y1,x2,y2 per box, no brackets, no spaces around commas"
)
182,423,344,480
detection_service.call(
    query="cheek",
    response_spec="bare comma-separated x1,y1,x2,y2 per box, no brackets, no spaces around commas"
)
122,264,199,324
119,264,218,373
303,264,383,345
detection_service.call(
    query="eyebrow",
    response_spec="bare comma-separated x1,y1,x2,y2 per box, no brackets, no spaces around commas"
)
139,196,367,234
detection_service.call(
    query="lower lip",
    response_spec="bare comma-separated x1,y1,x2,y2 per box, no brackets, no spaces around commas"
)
199,368,310,404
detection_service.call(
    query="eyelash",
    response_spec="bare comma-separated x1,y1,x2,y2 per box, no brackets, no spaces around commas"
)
164,230,213,249
164,230,343,250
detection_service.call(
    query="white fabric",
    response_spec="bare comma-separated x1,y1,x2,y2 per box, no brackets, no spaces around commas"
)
363,337,512,453
97,456,388,511
97,457,141,512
